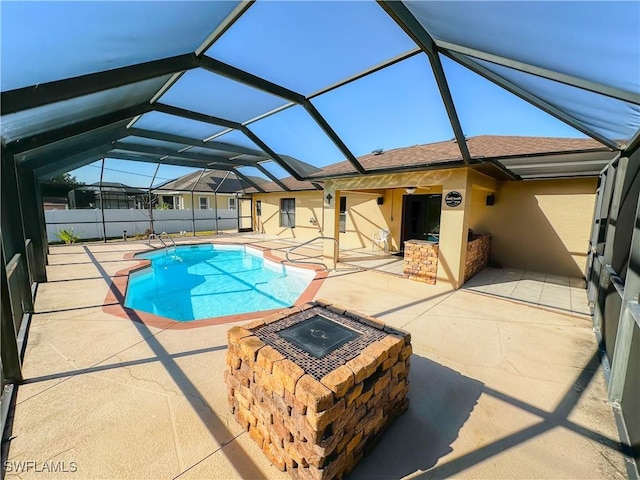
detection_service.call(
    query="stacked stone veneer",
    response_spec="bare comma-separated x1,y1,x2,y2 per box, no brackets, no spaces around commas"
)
224,300,412,480
403,239,439,284
464,234,491,283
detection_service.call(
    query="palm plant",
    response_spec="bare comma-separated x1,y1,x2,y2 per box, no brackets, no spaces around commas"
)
56,228,81,245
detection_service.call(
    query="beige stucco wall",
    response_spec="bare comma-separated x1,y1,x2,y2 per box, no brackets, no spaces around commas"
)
335,187,443,251
252,191,324,240
470,177,597,277
251,169,595,285
168,193,235,210
336,191,387,250
254,168,480,287
327,168,472,288
467,170,498,234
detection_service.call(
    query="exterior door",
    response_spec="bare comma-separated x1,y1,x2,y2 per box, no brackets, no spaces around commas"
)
237,197,253,232
401,194,442,248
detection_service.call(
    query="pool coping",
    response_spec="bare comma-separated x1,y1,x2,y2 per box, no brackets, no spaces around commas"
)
102,241,328,330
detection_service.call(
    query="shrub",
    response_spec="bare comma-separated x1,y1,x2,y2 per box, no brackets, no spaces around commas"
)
57,228,81,245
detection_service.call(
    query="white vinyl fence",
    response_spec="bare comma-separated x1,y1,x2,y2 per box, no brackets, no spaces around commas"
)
45,208,240,242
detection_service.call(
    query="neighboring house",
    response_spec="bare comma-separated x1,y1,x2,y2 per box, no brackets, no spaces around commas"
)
40,179,75,210
244,135,616,287
42,197,68,211
153,170,266,212
68,182,148,209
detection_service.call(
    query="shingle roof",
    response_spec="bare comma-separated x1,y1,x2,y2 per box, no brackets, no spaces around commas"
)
467,135,607,158
244,176,321,194
309,135,608,178
77,182,147,195
154,170,263,194
244,135,609,192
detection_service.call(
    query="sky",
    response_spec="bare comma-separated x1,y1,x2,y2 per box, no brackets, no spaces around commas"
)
2,1,638,186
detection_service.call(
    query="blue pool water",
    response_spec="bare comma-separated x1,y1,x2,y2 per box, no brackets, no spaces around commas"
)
124,244,315,321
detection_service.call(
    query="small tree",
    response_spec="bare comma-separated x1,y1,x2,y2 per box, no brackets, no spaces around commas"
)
42,173,84,199
48,173,82,187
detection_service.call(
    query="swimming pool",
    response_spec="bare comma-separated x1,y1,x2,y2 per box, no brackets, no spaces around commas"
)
124,244,316,321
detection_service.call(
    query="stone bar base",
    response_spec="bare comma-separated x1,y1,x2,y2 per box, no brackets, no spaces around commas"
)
403,239,439,284
224,300,411,480
464,234,491,282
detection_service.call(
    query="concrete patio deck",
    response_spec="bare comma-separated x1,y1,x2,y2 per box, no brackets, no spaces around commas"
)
3,236,627,479
242,235,405,276
463,267,591,318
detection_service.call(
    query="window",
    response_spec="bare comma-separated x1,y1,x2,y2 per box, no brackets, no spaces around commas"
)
199,196,209,210
339,197,346,233
173,196,183,210
280,198,295,228
228,197,236,210
161,196,174,208
256,200,262,216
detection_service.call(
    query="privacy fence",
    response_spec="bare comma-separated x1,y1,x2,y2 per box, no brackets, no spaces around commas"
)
45,208,241,242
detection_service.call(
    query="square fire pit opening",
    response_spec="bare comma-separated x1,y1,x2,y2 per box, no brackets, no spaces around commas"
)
278,315,361,358
225,301,412,480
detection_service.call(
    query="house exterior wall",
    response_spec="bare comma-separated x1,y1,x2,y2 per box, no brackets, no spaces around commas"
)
164,193,236,211
467,172,498,235
251,169,596,286
470,177,597,277
252,191,324,240
338,191,387,250
372,186,444,252
326,168,472,288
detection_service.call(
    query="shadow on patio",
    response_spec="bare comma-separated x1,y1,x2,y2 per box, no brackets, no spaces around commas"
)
351,355,483,479
2,239,629,479
463,267,591,317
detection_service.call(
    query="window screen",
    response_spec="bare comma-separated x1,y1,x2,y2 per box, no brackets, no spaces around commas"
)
280,198,296,228
199,197,208,210
339,197,347,233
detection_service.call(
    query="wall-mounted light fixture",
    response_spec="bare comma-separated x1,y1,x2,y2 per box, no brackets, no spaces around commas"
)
325,193,333,204
405,187,416,195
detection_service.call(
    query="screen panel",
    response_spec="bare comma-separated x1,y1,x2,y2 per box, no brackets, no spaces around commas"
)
1,1,240,91
207,1,416,95
159,69,287,123
249,105,351,170
131,111,226,140
312,55,454,158
440,55,587,148
1,76,171,144
405,1,640,95
473,58,640,142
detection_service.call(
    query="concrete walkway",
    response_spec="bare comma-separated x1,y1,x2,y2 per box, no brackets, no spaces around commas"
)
3,237,627,479
463,267,591,317
337,247,405,276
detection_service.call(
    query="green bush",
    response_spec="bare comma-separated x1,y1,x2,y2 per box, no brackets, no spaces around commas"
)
56,228,81,245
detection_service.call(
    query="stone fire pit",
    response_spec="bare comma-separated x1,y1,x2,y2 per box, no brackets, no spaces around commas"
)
224,299,411,480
